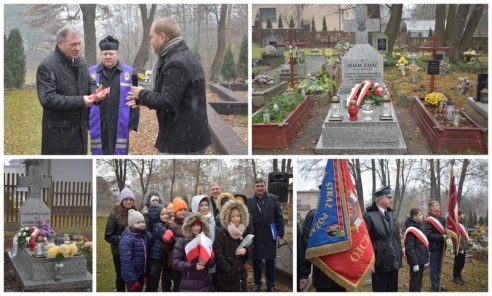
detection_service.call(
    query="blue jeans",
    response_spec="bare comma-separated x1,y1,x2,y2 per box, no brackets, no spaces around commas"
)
429,250,443,290
253,259,275,288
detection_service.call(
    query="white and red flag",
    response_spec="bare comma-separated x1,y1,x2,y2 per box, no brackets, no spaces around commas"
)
184,232,215,263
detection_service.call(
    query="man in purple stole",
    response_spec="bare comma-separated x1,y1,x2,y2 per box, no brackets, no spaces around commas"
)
89,35,139,155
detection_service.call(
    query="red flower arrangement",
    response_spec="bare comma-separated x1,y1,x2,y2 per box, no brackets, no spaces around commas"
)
346,80,385,107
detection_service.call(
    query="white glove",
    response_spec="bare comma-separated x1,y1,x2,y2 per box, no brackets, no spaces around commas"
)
413,265,419,272
443,235,448,240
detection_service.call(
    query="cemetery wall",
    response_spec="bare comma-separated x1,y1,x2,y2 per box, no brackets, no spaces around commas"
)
254,24,488,52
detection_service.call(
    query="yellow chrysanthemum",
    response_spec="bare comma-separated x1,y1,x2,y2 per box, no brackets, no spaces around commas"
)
47,246,59,258
59,244,70,256
68,244,78,256
424,92,447,106
46,243,56,250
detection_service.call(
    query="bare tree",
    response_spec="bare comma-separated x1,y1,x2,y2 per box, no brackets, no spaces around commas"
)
129,159,155,210
80,4,97,65
384,4,403,56
210,4,227,80
132,4,156,69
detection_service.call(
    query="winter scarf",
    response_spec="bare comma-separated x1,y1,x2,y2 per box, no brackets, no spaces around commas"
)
226,222,245,240
151,36,183,91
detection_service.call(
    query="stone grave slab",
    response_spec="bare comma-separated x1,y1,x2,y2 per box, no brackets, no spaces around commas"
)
315,102,407,154
466,97,488,128
17,166,51,228
305,54,326,74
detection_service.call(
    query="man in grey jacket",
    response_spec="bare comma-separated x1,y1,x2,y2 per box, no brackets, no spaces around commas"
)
37,26,105,155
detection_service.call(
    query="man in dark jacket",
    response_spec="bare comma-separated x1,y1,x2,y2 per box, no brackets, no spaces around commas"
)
298,209,346,292
88,35,139,155
37,26,104,155
425,199,448,292
247,178,284,292
404,209,429,292
127,17,211,154
363,186,403,292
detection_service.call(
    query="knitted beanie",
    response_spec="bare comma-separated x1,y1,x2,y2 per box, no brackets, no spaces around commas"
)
173,198,188,215
119,187,135,203
128,209,144,227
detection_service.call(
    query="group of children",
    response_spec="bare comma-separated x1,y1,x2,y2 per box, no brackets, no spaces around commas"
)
105,187,252,292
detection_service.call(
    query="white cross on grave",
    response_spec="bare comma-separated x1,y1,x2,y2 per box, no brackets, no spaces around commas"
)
343,5,380,45
18,166,51,199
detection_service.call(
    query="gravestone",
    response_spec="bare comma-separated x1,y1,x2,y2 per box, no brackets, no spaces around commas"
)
17,166,51,228
337,5,383,97
372,33,388,53
305,54,327,74
316,5,406,154
8,165,92,291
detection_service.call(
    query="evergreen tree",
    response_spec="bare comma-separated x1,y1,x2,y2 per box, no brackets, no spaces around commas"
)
221,43,237,81
278,15,284,29
193,44,201,62
467,209,474,228
311,17,316,32
428,27,433,37
478,216,485,226
473,211,478,226
289,15,295,28
266,17,273,29
239,34,248,81
4,28,26,88
322,16,327,32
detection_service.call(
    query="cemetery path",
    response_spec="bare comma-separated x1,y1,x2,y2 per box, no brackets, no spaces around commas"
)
252,101,433,155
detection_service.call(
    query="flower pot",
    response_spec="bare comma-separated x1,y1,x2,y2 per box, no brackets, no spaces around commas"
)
411,97,487,153
54,262,64,282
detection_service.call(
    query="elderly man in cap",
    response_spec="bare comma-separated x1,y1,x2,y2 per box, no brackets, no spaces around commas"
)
363,186,403,292
88,35,139,155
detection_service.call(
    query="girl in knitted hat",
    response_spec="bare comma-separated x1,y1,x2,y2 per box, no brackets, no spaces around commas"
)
162,197,189,291
119,209,148,292
213,200,251,291
104,187,138,291
172,213,216,292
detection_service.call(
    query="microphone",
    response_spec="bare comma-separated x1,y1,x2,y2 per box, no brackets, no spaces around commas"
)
132,73,139,86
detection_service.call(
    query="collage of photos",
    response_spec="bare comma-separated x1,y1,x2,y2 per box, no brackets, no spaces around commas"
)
1,3,489,294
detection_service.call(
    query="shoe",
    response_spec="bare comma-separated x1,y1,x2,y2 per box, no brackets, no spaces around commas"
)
253,286,261,292
453,277,464,285
440,286,448,291
459,277,467,283
267,287,276,292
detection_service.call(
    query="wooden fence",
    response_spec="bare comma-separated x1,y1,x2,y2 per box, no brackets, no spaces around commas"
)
4,173,92,231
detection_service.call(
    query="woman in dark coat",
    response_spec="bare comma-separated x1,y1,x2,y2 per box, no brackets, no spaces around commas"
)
213,201,251,291
172,213,216,292
104,187,137,292
404,208,429,292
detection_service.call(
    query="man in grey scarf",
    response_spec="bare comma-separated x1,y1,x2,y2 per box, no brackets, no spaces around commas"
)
127,18,211,155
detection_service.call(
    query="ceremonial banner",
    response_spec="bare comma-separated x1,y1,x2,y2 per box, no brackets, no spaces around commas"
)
446,165,460,254
306,159,374,291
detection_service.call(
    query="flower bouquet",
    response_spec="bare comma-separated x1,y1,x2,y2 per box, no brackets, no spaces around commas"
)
424,92,447,106
39,219,56,238
347,80,385,107
47,243,77,262
18,226,39,247
396,56,408,68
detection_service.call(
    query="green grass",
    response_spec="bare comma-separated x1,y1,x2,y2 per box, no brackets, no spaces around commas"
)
96,216,115,292
4,89,42,154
